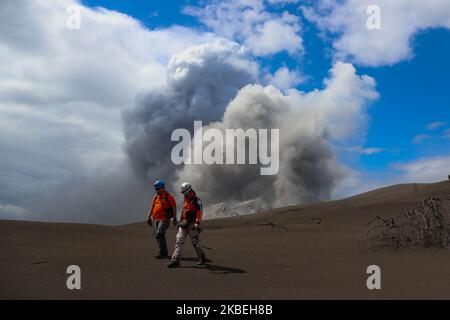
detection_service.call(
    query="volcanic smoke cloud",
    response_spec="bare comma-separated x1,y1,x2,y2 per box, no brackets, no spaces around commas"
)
123,39,378,216
123,39,258,192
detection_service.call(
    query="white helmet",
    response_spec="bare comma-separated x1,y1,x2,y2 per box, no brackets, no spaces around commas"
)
180,182,193,195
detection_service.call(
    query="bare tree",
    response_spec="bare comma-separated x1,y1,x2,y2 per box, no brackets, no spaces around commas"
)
362,197,450,250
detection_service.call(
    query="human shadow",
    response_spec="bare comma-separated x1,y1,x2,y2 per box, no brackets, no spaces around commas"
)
203,264,247,275
178,257,247,274
180,257,206,262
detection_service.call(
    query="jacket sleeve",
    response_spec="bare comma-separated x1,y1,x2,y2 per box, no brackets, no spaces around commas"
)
168,194,177,219
195,198,203,223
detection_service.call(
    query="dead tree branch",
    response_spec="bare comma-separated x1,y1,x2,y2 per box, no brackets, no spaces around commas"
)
362,197,450,250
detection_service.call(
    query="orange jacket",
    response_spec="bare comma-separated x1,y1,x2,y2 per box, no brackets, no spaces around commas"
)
149,191,176,221
181,191,203,224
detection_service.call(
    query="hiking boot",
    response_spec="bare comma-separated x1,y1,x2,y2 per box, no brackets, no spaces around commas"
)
167,260,180,268
197,255,207,266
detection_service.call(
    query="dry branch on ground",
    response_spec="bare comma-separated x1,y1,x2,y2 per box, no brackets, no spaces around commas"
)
363,197,450,250
257,220,289,232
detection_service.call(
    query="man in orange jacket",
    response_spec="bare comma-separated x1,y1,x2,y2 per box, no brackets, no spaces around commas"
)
147,180,177,259
167,182,207,268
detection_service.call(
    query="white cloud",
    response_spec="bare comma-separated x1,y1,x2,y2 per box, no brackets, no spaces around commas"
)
347,146,385,155
393,155,450,183
265,66,304,90
412,134,431,144
286,62,379,140
334,154,450,199
427,121,447,130
184,0,303,56
268,0,301,4
175,62,379,208
247,13,302,56
0,0,216,222
123,38,259,192
302,0,450,66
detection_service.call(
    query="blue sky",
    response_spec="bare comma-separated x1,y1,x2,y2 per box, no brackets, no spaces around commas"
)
83,0,450,176
82,0,199,28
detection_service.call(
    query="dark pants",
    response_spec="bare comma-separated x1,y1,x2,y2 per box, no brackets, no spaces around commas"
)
154,220,169,256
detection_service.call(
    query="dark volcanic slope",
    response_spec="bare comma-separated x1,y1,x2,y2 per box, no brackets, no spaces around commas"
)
1,181,450,299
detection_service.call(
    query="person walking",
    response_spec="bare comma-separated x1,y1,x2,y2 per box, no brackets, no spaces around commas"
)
167,182,207,268
147,180,177,259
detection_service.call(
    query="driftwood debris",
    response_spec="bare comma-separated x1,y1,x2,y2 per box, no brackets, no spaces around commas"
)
363,197,450,250
257,219,289,232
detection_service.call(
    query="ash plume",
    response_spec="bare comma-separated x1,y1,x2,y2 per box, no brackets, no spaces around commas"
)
122,39,258,189
123,39,378,216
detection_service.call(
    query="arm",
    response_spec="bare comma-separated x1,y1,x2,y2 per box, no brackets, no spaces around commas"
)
147,196,155,225
169,195,177,225
195,198,203,225
147,209,153,225
195,210,201,226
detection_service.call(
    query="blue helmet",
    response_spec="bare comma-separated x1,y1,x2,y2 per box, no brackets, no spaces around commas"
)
154,180,165,189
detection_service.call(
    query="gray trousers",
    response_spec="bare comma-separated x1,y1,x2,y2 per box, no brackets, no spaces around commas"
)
154,220,169,256
171,224,205,262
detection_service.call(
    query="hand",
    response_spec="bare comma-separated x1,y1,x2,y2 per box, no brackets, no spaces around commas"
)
147,219,152,226
172,219,178,227
195,223,202,233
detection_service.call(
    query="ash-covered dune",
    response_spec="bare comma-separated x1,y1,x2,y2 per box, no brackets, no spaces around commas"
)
1,181,450,299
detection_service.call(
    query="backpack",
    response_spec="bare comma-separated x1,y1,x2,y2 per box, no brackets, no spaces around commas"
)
183,196,203,224
151,193,174,220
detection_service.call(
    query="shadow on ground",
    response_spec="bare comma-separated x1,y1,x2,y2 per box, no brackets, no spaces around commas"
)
179,257,247,274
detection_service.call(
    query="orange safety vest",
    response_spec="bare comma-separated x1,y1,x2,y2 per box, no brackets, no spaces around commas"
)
150,191,176,221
